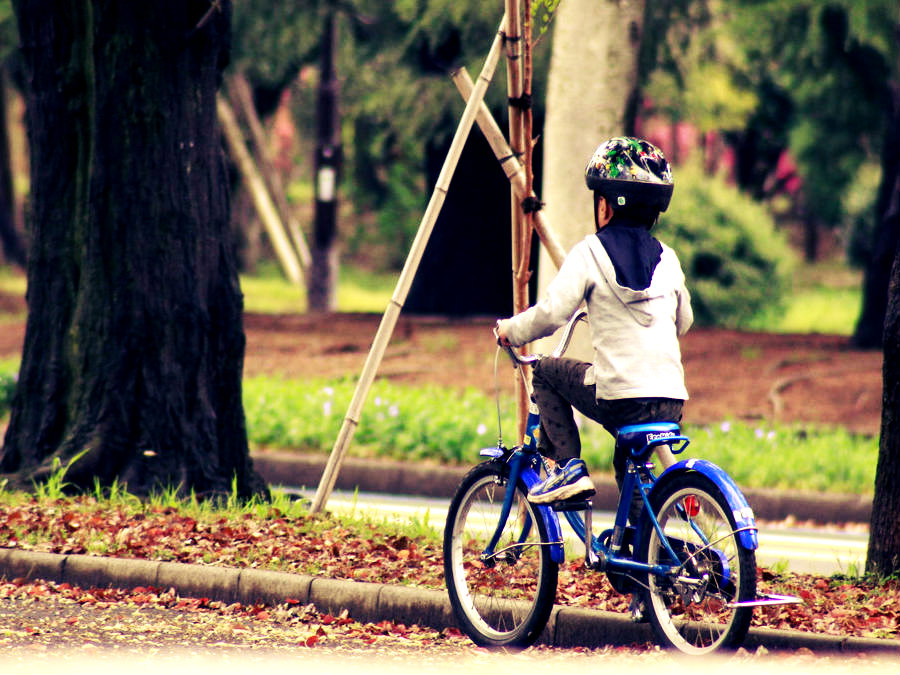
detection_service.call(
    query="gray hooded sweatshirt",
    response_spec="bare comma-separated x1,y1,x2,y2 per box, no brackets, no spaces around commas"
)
503,228,692,401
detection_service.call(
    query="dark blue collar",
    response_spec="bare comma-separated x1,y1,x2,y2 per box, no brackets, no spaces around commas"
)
596,222,662,291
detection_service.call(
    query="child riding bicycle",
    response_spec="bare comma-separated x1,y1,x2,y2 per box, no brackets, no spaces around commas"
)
496,137,693,514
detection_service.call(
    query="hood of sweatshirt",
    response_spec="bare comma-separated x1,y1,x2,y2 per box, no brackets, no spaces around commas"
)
588,222,665,326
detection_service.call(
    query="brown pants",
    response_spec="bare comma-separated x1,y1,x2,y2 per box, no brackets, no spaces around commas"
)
531,356,683,489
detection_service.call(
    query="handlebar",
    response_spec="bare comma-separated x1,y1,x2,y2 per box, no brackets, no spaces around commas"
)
494,309,588,366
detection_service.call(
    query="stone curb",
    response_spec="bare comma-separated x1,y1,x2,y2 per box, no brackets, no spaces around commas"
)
1,549,896,655
250,451,874,524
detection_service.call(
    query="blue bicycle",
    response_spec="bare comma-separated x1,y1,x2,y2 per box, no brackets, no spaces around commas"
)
443,310,795,654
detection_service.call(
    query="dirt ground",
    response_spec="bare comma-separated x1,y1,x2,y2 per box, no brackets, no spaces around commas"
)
0,305,884,436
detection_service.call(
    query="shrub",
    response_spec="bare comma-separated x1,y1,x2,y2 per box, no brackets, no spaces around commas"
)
655,162,797,327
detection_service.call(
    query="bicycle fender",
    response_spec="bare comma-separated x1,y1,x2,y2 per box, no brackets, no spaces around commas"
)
518,469,567,564
654,459,759,550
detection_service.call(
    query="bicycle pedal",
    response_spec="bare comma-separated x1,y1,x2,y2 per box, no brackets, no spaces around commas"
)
629,599,648,624
551,498,592,512
586,548,607,571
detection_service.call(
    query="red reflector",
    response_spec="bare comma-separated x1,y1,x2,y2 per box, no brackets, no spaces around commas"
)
684,495,700,517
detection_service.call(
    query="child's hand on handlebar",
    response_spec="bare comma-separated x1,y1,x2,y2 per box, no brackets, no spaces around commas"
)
494,319,513,347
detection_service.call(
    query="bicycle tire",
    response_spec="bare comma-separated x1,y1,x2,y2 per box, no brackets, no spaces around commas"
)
443,460,558,648
636,472,756,654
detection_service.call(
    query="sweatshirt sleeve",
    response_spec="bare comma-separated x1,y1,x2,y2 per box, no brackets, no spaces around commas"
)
672,252,693,336
675,282,693,336
503,244,590,347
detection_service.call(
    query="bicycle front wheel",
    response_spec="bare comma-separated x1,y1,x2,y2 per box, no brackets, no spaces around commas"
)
638,473,757,654
443,461,558,648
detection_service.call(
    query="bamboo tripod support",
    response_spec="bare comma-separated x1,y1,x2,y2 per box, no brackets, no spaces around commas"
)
449,69,565,268
217,97,304,286
309,23,507,514
227,73,312,272
503,1,529,441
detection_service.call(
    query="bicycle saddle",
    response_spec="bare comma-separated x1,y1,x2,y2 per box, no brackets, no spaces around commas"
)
615,422,686,461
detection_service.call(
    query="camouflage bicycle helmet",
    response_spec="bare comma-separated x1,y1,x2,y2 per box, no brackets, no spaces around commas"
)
584,137,674,212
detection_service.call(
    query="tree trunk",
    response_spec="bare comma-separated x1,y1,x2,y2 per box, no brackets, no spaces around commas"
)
537,0,645,356
866,174,900,577
1,0,267,499
853,73,900,349
309,10,341,312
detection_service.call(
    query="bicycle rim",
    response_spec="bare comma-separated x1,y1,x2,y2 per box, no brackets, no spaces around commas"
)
642,475,756,654
443,463,558,647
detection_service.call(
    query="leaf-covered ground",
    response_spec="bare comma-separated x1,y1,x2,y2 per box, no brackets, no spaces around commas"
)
0,496,897,643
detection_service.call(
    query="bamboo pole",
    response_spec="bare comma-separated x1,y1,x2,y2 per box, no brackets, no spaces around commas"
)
503,1,529,441
503,1,525,275
227,73,312,271
309,21,506,514
217,96,304,286
518,6,535,284
450,68,566,269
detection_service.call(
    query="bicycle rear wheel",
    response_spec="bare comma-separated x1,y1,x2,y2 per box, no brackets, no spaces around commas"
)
638,473,756,654
443,461,558,648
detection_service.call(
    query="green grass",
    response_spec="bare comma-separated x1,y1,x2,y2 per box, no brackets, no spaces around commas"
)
242,375,877,496
775,284,861,335
0,267,26,296
747,261,862,335
243,376,509,465
0,359,878,496
240,264,396,314
0,264,396,316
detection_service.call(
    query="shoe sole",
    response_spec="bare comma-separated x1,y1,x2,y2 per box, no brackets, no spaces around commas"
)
528,476,596,504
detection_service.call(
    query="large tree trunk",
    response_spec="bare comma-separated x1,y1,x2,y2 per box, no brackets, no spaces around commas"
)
853,68,900,349
536,0,645,356
866,174,900,577
1,0,267,499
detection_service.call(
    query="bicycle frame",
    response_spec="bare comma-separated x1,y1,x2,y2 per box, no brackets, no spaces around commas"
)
478,425,759,580
478,444,567,564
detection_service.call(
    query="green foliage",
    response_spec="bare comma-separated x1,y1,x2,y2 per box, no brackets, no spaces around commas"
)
230,0,554,271
0,359,17,414
239,265,396,314
242,374,876,496
750,280,861,335
680,420,876,495
243,376,516,465
531,0,561,38
33,449,89,500
645,6,758,134
727,0,896,230
655,162,797,327
0,1,17,63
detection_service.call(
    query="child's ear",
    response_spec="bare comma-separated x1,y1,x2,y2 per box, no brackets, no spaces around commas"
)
596,196,614,228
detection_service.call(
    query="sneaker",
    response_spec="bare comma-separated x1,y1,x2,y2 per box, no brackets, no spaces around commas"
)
528,458,596,504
